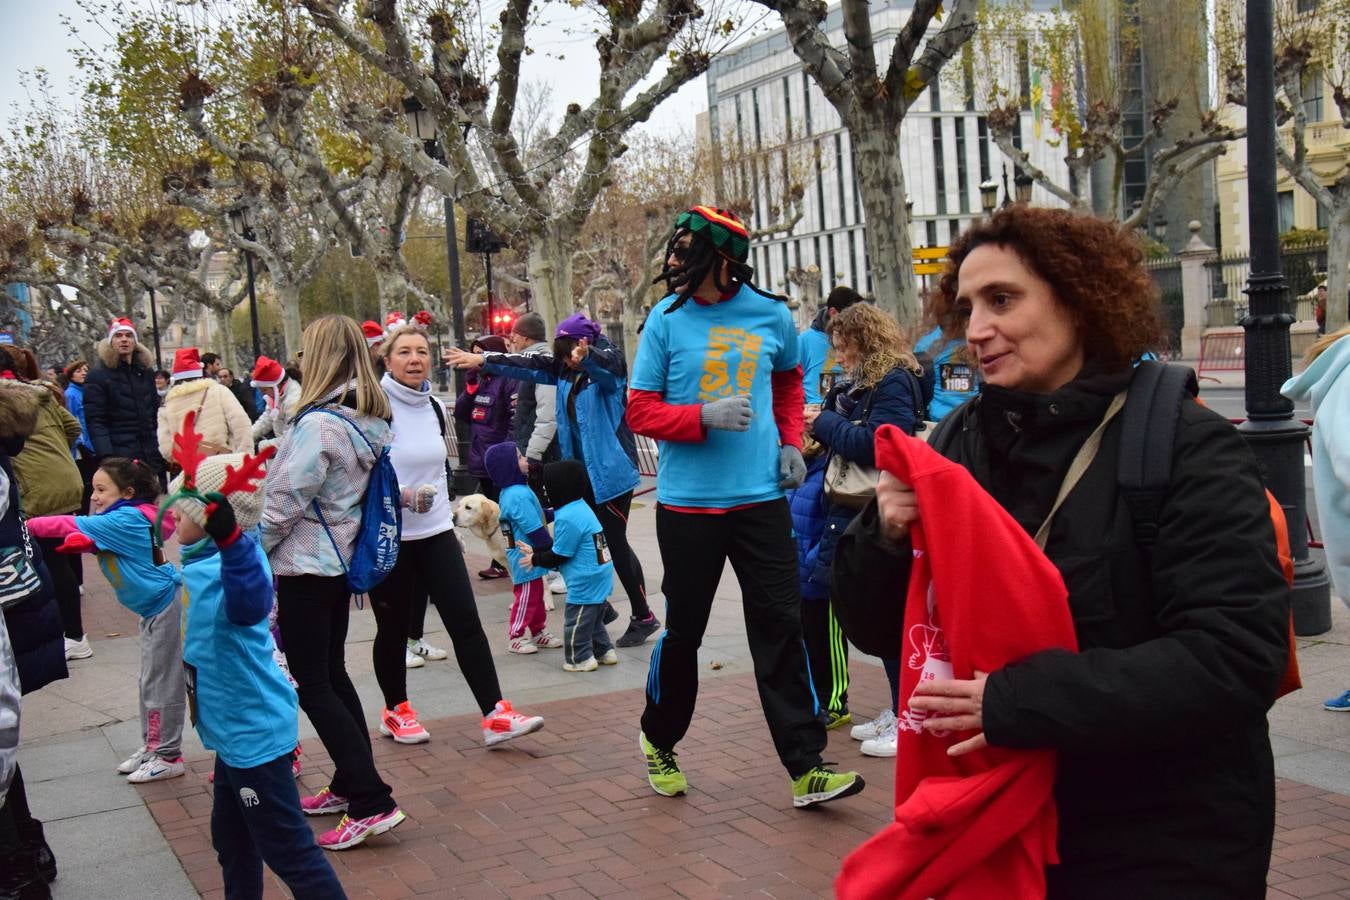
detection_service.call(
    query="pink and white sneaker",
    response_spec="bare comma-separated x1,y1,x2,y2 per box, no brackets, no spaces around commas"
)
379,701,431,744
291,744,303,779
317,808,406,850
301,786,349,816
481,700,545,747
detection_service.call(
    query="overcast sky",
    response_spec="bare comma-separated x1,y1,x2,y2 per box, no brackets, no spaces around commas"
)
0,0,721,140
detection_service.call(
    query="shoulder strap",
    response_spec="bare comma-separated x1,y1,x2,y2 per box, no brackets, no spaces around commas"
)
428,396,455,496
927,401,968,454
298,405,378,455
1117,361,1199,546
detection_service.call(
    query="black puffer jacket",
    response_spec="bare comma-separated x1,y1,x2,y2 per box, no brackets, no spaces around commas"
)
83,339,164,472
834,368,1288,898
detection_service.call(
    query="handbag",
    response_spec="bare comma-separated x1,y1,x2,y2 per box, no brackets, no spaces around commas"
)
823,385,883,510
0,519,43,610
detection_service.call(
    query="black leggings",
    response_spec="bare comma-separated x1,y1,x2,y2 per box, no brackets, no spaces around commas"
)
276,574,394,820
36,535,82,641
590,490,650,619
369,530,502,716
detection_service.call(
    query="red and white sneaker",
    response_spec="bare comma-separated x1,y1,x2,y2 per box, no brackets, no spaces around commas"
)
317,808,406,850
379,701,431,744
481,700,545,747
301,786,349,816
532,631,563,650
292,744,303,779
508,636,538,654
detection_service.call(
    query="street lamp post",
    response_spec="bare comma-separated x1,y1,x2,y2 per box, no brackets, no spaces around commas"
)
1241,0,1331,634
403,93,476,496
226,205,263,364
979,180,999,215
147,287,162,369
1014,171,1034,205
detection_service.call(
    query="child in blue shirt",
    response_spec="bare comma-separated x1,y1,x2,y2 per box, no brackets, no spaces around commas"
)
27,457,186,783
483,442,561,653
517,461,616,672
163,448,344,899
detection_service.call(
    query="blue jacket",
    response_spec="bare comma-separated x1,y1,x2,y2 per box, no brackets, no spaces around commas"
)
483,340,640,505
787,454,830,600
808,366,919,588
64,383,92,454
180,531,297,769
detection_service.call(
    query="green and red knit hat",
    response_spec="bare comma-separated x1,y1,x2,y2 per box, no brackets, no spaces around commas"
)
675,206,750,263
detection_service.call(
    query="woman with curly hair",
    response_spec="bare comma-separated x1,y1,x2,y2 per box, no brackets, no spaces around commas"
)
800,302,923,756
834,205,1288,896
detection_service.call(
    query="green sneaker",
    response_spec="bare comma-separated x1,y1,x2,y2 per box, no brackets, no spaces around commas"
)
640,731,688,797
820,709,853,731
792,765,865,808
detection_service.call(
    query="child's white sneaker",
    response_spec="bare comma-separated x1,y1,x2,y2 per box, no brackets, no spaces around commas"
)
404,647,426,668
599,649,619,665
508,636,538,654
563,657,598,672
533,631,563,650
127,756,186,783
117,745,151,775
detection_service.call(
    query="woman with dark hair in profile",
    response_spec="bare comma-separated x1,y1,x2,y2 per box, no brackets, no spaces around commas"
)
835,205,1288,897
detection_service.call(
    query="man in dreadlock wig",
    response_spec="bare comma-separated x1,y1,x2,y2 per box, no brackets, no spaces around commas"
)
627,205,865,809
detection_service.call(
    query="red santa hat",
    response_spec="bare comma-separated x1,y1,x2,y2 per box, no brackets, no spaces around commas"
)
170,347,203,383
108,317,137,341
361,320,385,347
385,311,408,330
250,355,286,388
412,310,433,332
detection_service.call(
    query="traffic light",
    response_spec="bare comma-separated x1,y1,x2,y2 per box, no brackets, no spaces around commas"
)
489,311,514,334
466,217,508,254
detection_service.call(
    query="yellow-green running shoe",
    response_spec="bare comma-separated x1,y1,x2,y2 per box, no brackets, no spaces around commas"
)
820,710,853,731
640,731,688,797
792,765,865,808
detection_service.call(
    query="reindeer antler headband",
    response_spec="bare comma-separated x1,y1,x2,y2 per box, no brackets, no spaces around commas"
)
155,410,275,532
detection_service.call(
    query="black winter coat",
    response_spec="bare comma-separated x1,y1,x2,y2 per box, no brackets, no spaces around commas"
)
83,340,165,472
0,445,66,696
834,368,1288,898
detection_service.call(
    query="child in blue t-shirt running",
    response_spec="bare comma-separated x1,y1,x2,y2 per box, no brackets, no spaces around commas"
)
27,457,186,784
160,446,344,898
517,460,616,672
483,442,562,654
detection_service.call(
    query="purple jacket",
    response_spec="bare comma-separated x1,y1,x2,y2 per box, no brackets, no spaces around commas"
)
454,370,516,479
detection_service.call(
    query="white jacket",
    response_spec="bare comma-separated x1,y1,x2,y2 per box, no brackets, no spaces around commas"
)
381,373,453,541
157,378,253,460
252,379,301,445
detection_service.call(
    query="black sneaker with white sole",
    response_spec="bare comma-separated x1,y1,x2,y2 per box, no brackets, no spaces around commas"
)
616,614,660,648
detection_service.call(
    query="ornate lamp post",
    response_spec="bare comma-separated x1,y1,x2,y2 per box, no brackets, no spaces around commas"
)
1242,0,1331,633
1013,171,1034,205
979,180,999,215
403,93,475,496
226,204,263,363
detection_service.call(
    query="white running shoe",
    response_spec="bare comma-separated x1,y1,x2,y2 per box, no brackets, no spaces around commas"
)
481,700,545,747
127,756,186,783
860,719,899,758
404,647,426,668
64,636,93,660
508,636,538,654
599,649,619,665
563,657,599,672
850,708,897,742
117,745,151,775
408,638,448,661
547,572,567,594
532,631,563,650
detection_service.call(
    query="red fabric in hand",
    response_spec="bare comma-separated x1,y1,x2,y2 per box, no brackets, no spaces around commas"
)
56,532,97,554
836,426,1078,900
771,365,804,450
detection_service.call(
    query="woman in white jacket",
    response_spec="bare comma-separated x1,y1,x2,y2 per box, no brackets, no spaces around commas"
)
156,348,251,459
249,355,300,445
367,325,545,747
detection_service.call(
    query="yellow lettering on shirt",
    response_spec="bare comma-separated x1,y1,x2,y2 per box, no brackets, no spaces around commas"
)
700,326,763,401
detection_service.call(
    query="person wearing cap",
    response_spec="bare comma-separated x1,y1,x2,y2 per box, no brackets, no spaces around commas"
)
160,448,345,897
250,356,300,445
452,334,517,578
446,314,661,645
83,318,165,474
800,285,865,405
157,348,253,462
624,205,863,809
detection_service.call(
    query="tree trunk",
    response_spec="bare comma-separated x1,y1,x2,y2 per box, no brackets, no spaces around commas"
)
372,255,413,325
214,307,236,367
527,225,576,335
1327,198,1350,333
277,282,303,359
853,121,920,326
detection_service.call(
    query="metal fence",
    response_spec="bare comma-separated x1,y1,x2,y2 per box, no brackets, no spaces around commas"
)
1205,240,1328,322
1145,256,1184,354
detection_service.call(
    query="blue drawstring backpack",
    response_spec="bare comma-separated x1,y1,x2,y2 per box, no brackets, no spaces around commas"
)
298,407,401,596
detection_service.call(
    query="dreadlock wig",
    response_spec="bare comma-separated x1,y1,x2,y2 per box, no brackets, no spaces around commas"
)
654,206,758,313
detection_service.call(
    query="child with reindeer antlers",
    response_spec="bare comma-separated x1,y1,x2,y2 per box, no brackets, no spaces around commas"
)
26,455,186,783
159,414,346,898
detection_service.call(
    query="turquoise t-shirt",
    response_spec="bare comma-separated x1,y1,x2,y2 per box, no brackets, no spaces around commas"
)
915,326,979,421
631,286,799,508
547,500,613,605
76,502,181,619
497,483,546,584
800,326,843,405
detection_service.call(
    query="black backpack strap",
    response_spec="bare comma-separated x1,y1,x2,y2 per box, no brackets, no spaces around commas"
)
1117,360,1198,546
926,399,970,455
428,396,456,499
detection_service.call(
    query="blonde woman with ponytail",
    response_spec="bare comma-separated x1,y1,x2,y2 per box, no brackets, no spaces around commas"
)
260,314,406,850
